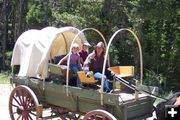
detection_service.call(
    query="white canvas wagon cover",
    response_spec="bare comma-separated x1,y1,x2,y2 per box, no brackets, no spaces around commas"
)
11,26,86,79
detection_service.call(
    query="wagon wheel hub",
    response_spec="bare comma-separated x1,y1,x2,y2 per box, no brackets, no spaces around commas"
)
17,106,34,114
16,106,24,114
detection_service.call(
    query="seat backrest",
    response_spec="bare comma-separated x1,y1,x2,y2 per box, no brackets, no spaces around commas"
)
109,66,134,77
119,66,134,76
48,63,73,76
77,71,96,84
109,66,120,74
48,63,65,75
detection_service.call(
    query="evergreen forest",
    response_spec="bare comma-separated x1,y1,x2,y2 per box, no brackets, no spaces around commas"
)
0,0,179,92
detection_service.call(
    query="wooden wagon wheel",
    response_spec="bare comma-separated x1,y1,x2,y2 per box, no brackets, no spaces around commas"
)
9,85,40,120
83,109,117,120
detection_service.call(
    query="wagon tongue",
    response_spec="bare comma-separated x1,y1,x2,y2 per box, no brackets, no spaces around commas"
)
113,75,167,101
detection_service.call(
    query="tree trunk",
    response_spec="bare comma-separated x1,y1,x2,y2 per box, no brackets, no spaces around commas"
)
102,0,111,16
17,0,27,37
17,0,23,37
2,0,9,70
44,0,48,25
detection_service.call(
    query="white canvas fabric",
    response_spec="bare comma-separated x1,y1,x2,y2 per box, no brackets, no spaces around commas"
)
11,26,87,79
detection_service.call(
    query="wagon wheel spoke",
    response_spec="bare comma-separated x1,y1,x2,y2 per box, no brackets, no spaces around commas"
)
28,114,33,120
83,109,117,120
26,97,33,106
12,96,21,106
13,111,18,114
17,114,22,120
9,85,40,120
16,89,23,105
29,111,37,116
22,115,26,120
18,97,23,106
12,103,20,108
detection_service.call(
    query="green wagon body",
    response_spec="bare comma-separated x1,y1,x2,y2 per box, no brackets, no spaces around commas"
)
12,75,154,120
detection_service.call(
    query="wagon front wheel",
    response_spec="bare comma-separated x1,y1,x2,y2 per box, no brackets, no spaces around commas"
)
83,109,117,120
9,85,40,120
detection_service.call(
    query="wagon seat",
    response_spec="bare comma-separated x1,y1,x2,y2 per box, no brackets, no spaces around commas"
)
109,66,135,93
77,66,134,90
77,71,101,89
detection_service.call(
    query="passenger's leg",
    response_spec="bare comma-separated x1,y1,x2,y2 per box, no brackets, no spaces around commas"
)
70,64,81,87
94,72,110,92
70,64,80,73
94,72,106,80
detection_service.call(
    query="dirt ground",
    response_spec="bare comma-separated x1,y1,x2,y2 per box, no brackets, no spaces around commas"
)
0,84,12,120
0,84,156,120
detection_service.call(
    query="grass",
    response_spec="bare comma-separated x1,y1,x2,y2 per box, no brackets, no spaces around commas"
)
0,72,10,84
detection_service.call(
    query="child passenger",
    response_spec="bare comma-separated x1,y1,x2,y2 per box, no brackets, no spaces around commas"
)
79,41,91,63
57,43,82,86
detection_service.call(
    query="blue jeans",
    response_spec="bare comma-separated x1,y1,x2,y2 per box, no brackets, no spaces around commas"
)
70,64,81,87
94,72,110,92
70,64,80,73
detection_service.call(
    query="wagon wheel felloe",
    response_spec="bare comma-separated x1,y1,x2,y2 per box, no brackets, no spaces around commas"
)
83,109,117,120
9,85,40,120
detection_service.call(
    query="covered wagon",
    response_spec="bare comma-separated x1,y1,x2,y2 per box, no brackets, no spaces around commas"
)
9,27,156,120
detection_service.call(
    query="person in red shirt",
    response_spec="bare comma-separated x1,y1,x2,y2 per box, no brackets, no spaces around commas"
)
79,41,91,64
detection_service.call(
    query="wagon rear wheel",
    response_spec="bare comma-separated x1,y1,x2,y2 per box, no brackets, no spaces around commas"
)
9,85,40,120
83,109,117,120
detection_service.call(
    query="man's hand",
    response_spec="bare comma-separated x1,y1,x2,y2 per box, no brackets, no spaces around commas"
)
174,97,180,105
86,71,93,78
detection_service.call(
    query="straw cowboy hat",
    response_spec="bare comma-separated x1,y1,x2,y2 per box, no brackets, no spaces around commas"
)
95,42,105,49
83,41,91,47
72,43,79,48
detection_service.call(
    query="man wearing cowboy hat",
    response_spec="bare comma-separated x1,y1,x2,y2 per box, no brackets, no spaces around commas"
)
83,42,111,92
